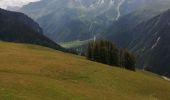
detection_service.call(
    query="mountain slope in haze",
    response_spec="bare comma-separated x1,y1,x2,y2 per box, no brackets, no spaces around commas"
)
108,9,170,77
0,42,170,100
0,8,64,51
20,0,126,42
128,9,170,77
105,0,170,46
19,0,158,43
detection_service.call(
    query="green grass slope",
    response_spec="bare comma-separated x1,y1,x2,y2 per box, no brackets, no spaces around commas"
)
0,42,170,100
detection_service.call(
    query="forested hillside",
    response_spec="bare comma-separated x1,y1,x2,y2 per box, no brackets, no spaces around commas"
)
0,8,65,51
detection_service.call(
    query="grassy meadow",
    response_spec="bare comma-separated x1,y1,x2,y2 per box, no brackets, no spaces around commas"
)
0,42,170,100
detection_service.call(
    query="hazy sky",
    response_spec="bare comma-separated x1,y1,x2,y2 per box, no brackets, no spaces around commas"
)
0,0,40,9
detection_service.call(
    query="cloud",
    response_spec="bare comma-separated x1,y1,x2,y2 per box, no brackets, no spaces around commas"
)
0,0,40,9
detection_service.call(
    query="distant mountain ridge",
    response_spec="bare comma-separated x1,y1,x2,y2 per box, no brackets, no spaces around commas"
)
20,0,157,43
0,8,65,51
19,0,170,44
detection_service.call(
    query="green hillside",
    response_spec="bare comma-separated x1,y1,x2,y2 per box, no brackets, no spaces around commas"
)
0,42,170,100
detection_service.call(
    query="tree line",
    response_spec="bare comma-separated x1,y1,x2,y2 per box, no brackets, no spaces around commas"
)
86,40,136,71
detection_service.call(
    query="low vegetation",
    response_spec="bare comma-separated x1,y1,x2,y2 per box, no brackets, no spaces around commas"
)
59,40,91,49
0,42,170,100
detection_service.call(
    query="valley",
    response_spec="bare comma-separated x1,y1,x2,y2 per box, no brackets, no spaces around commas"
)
0,0,170,99
5,0,170,78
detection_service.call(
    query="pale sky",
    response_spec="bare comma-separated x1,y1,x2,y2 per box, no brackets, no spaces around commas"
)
0,0,40,9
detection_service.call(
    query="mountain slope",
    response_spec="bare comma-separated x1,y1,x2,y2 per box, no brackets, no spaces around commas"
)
19,0,160,43
105,0,170,46
0,42,170,100
19,0,119,42
107,9,170,77
0,8,64,51
127,9,170,77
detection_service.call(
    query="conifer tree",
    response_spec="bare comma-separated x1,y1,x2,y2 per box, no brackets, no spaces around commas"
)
86,40,136,71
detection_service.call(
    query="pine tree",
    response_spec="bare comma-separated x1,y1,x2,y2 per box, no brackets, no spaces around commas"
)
123,49,136,71
87,43,92,60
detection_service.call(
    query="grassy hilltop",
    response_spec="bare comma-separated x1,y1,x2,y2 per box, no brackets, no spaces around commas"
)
0,42,170,100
